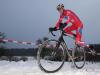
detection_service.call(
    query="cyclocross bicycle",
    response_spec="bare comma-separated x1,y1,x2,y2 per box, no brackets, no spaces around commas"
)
37,25,86,73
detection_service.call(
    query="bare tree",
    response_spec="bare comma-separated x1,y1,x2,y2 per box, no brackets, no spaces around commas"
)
0,32,6,48
43,37,49,41
36,38,42,45
0,32,6,57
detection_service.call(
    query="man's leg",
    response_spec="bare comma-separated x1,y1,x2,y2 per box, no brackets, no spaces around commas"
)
64,24,83,45
64,24,77,36
76,27,83,45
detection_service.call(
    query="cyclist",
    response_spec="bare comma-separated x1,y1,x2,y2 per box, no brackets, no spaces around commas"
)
49,4,84,45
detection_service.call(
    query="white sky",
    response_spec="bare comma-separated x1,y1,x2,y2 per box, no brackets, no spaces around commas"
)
0,0,100,48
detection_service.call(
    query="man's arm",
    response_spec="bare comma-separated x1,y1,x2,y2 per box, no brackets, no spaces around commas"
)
55,16,63,29
49,17,62,32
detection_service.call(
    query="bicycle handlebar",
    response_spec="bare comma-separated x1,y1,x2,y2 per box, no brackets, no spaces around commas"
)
50,28,65,37
49,23,68,37
50,29,75,40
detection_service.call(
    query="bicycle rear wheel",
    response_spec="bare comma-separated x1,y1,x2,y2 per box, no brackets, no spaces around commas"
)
37,40,66,73
73,45,85,69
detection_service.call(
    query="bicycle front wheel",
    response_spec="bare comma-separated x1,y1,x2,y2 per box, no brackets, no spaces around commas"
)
73,45,86,69
37,40,66,73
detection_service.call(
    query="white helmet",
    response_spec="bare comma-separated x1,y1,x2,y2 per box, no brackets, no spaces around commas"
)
57,4,64,10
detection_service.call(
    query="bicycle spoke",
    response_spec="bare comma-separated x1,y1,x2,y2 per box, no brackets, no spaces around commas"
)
73,46,85,69
37,40,66,73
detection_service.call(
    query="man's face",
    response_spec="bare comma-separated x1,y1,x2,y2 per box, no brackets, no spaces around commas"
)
58,8,63,15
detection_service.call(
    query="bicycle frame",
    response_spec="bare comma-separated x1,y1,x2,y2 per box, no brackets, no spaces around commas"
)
56,30,75,61
50,27,86,62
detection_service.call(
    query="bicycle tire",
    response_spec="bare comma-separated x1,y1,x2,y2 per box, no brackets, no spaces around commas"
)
37,39,66,73
73,45,86,69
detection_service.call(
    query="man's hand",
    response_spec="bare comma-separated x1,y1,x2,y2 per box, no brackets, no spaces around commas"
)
49,27,57,32
59,23,67,29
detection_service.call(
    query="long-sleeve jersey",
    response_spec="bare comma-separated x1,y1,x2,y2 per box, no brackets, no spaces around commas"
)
55,9,83,29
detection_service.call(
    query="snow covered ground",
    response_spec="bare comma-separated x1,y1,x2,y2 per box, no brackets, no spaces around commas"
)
0,57,100,75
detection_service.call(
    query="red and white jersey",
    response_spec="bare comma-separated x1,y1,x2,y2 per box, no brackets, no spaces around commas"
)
55,9,83,29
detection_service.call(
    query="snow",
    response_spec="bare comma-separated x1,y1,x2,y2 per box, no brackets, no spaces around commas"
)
0,58,100,75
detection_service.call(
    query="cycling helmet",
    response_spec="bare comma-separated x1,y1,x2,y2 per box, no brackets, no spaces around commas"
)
57,4,64,10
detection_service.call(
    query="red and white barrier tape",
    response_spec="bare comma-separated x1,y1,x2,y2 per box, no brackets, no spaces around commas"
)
0,39,35,45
